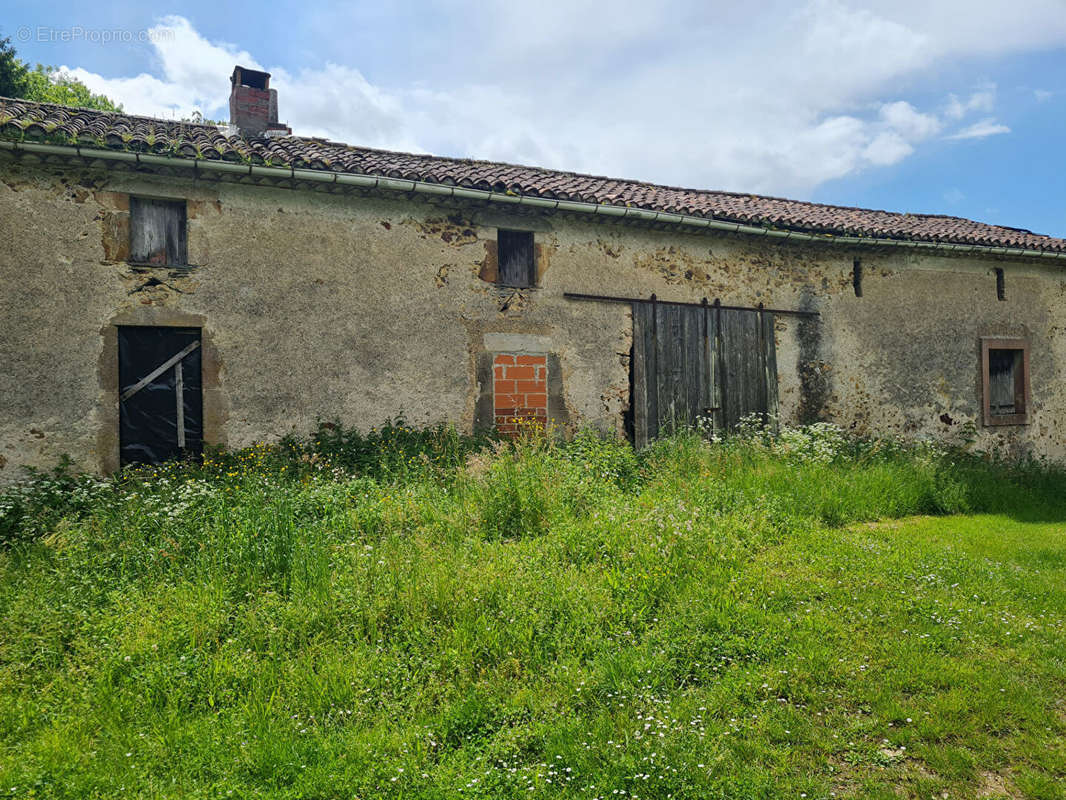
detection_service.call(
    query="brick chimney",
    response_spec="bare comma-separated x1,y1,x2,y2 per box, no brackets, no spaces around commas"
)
229,66,291,137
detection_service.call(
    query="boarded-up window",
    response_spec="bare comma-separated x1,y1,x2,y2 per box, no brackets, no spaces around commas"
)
981,338,1029,426
130,197,187,266
497,229,535,287
118,326,202,465
988,350,1020,414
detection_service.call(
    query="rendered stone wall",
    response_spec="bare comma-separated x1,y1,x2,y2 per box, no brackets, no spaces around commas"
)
2,150,1064,481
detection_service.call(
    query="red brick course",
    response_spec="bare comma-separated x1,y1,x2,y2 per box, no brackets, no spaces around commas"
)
493,353,548,434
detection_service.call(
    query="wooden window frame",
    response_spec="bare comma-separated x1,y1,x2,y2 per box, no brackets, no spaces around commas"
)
129,196,188,267
496,229,536,288
980,337,1030,427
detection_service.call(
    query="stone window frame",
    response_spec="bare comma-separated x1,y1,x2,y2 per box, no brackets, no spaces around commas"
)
980,336,1030,427
473,333,569,434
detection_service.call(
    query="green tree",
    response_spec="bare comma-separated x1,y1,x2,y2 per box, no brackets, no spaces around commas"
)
22,64,122,111
0,35,28,97
0,34,121,111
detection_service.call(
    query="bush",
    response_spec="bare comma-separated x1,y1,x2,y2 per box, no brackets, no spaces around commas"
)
283,418,492,481
560,429,641,491
3,419,1066,549
477,428,558,540
0,457,113,546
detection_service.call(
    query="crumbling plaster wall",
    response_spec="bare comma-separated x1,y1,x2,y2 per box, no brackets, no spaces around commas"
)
815,255,1066,458
550,217,1066,460
2,151,1064,481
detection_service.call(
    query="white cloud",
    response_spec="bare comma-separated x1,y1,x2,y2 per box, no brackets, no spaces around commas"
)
946,88,996,120
60,16,255,120
1034,89,1053,102
59,17,418,151
880,101,942,141
54,1,1066,197
61,16,258,120
864,131,915,165
149,16,259,107
270,64,418,151
947,118,1011,140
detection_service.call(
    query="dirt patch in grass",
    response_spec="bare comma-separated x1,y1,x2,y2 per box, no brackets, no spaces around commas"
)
976,770,1019,798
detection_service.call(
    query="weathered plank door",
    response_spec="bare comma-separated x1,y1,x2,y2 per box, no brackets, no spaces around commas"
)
632,301,778,447
129,197,187,266
118,327,203,465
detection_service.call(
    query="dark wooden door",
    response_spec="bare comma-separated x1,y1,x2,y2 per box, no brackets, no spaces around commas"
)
118,326,203,465
632,301,778,447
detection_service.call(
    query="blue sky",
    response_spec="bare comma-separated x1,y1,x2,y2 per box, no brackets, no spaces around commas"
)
5,0,1066,237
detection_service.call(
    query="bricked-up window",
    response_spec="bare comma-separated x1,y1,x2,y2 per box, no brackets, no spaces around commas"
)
497,229,536,287
130,197,187,266
493,353,547,434
981,337,1030,426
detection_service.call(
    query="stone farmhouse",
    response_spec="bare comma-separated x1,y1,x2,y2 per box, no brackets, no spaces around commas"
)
2,66,1065,478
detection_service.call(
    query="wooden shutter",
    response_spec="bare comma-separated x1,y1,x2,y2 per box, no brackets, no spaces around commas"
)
988,350,1017,414
130,198,187,266
497,230,535,287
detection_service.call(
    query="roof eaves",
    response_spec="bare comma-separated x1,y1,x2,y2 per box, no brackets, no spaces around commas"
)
2,123,1065,261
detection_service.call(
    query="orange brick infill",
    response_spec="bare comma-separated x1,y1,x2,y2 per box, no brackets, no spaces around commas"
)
493,353,548,435
494,393,522,410
505,365,536,380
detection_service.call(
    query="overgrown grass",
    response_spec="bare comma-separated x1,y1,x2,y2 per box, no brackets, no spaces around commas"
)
1,422,1064,798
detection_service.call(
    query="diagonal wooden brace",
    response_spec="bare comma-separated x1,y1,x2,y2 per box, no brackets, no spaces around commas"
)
120,340,200,402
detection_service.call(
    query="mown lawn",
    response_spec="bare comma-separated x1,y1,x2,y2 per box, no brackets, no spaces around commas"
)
0,425,1064,799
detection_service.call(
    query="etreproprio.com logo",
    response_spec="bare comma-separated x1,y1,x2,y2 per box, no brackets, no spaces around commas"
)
16,26,174,44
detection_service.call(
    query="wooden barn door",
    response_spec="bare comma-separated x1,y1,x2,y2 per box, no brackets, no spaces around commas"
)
118,326,203,466
632,300,778,447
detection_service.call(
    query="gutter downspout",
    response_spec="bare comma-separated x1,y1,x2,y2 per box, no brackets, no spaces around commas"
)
3,138,1064,262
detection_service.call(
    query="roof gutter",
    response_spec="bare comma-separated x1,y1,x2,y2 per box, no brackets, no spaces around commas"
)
4,138,1064,262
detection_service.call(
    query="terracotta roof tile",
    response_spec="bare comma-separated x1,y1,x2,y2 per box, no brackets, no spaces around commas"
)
2,96,1063,254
